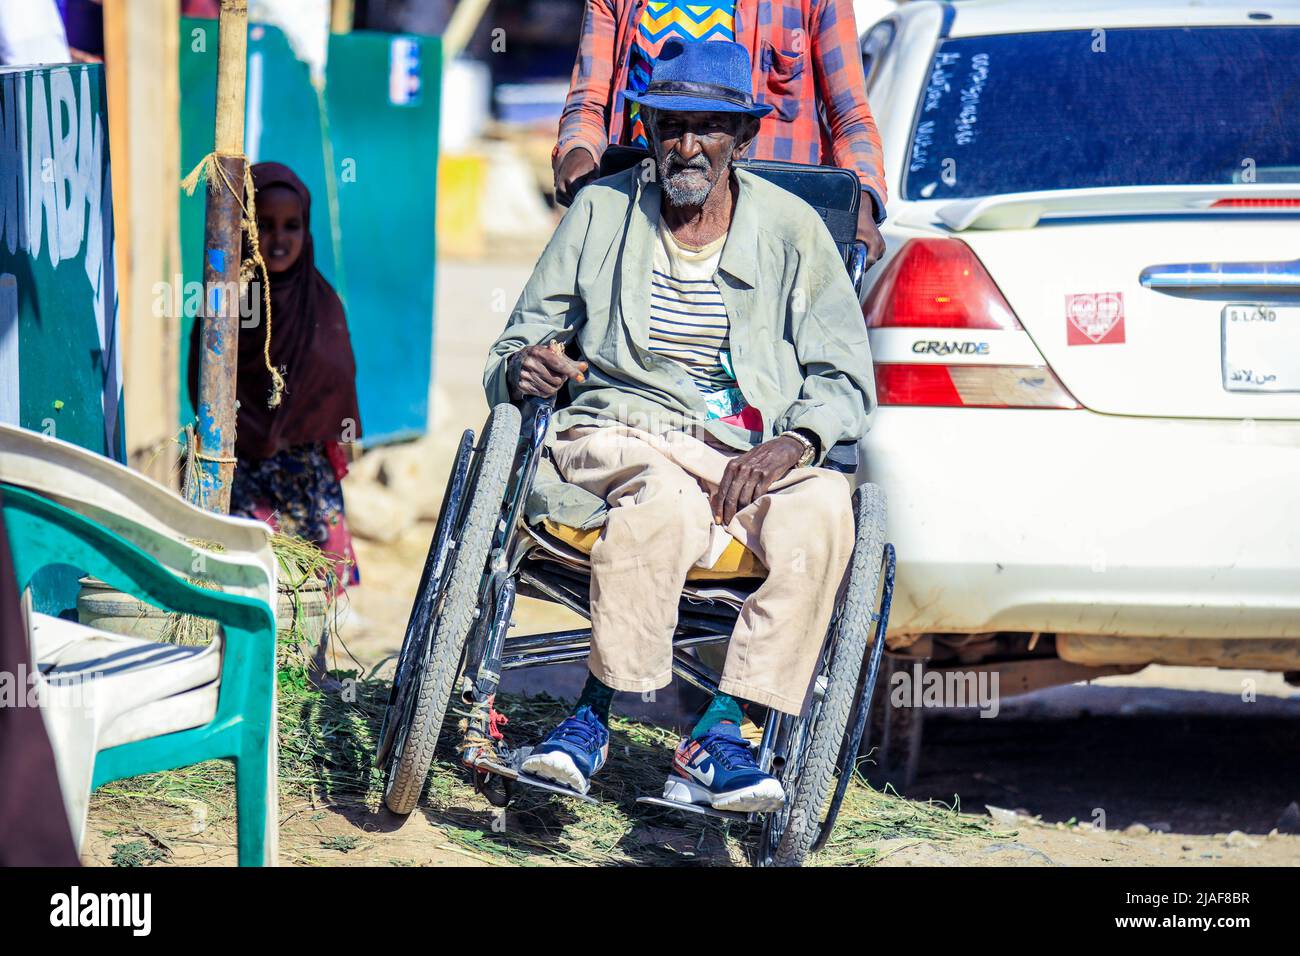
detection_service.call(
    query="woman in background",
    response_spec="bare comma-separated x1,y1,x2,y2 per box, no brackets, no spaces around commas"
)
190,162,362,590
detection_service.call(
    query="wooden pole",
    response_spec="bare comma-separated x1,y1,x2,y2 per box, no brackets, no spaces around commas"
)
443,0,493,61
190,0,249,513
330,0,354,35
106,0,183,486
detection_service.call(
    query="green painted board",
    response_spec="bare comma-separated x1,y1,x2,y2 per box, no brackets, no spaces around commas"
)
327,31,439,444
0,63,121,460
0,63,122,616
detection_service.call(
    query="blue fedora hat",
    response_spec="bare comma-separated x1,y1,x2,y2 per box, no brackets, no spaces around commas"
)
622,39,773,118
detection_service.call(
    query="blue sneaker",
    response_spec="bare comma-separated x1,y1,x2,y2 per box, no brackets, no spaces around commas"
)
663,722,786,812
519,705,609,794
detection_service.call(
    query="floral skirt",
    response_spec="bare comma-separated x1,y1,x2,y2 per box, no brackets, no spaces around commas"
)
231,441,360,591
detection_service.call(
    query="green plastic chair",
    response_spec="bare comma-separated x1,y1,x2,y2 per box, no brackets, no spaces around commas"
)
0,425,280,866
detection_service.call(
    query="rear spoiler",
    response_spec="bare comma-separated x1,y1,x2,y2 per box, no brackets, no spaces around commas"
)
930,184,1300,231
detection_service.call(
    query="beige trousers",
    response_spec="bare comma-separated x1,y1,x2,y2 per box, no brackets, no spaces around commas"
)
550,424,855,715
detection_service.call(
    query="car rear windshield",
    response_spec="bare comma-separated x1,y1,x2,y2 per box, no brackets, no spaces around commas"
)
904,27,1300,200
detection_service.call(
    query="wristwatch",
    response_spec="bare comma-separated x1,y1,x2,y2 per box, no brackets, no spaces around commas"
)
779,429,818,468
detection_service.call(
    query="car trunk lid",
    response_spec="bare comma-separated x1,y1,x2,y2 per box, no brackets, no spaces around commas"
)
945,208,1300,420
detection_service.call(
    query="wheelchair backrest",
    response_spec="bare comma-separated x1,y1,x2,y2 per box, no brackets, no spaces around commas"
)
597,144,861,262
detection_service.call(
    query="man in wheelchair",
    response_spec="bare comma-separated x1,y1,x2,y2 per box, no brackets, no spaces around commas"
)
482,39,875,813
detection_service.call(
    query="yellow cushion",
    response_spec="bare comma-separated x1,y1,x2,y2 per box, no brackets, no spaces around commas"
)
541,519,766,581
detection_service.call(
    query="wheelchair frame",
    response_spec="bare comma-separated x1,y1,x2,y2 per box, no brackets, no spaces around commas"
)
376,156,896,865
377,394,896,865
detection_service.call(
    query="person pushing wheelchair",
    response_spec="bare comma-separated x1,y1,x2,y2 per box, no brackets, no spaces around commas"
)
483,40,875,812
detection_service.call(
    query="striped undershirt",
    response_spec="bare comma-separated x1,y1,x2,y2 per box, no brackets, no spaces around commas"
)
649,219,747,419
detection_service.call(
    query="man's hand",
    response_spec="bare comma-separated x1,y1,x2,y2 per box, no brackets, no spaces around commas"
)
712,435,805,526
509,342,588,400
555,148,600,207
856,202,885,267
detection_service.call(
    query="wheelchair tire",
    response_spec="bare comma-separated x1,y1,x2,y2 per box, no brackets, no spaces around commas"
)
383,403,522,816
765,483,887,867
375,430,474,772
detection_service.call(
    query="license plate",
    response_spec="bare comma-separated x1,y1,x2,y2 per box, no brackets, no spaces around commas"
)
1222,304,1300,393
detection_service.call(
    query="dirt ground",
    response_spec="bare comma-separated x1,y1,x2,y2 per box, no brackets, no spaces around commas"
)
84,257,1300,867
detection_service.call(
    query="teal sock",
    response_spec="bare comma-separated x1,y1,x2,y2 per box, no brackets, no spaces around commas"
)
691,693,744,739
575,671,615,726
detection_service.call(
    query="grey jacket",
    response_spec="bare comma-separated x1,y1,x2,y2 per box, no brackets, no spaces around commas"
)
484,166,876,525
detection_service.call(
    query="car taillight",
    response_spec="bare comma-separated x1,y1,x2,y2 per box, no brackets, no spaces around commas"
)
876,364,1080,408
864,237,1021,330
865,238,1080,409
1211,198,1300,208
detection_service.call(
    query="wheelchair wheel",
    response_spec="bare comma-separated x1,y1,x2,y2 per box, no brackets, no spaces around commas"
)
761,483,887,867
375,430,474,772
383,403,522,816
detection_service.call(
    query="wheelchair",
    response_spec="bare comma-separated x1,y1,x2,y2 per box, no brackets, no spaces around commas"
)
374,153,897,867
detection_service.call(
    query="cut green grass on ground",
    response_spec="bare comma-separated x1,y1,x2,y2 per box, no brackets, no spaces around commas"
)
91,662,1003,867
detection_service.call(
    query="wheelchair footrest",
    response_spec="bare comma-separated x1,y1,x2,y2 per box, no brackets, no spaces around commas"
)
635,795,753,823
465,752,519,781
513,770,601,805
464,741,600,804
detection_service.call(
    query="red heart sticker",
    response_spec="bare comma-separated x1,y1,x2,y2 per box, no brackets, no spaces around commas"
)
1066,292,1126,345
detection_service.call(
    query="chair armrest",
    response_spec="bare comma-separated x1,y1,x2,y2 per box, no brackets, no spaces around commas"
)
2,485,276,642
0,425,276,605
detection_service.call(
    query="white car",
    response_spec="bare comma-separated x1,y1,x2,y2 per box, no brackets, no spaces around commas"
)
854,1,1300,689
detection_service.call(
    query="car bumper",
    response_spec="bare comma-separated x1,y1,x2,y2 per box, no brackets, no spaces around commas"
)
860,408,1300,638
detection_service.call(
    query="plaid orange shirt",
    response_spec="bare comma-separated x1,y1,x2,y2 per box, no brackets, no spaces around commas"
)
554,0,888,219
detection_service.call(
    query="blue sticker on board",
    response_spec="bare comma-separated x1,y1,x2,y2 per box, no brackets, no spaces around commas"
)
388,37,422,107
207,248,226,272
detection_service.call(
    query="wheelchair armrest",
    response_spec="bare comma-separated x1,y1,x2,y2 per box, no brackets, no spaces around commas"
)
824,440,859,475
